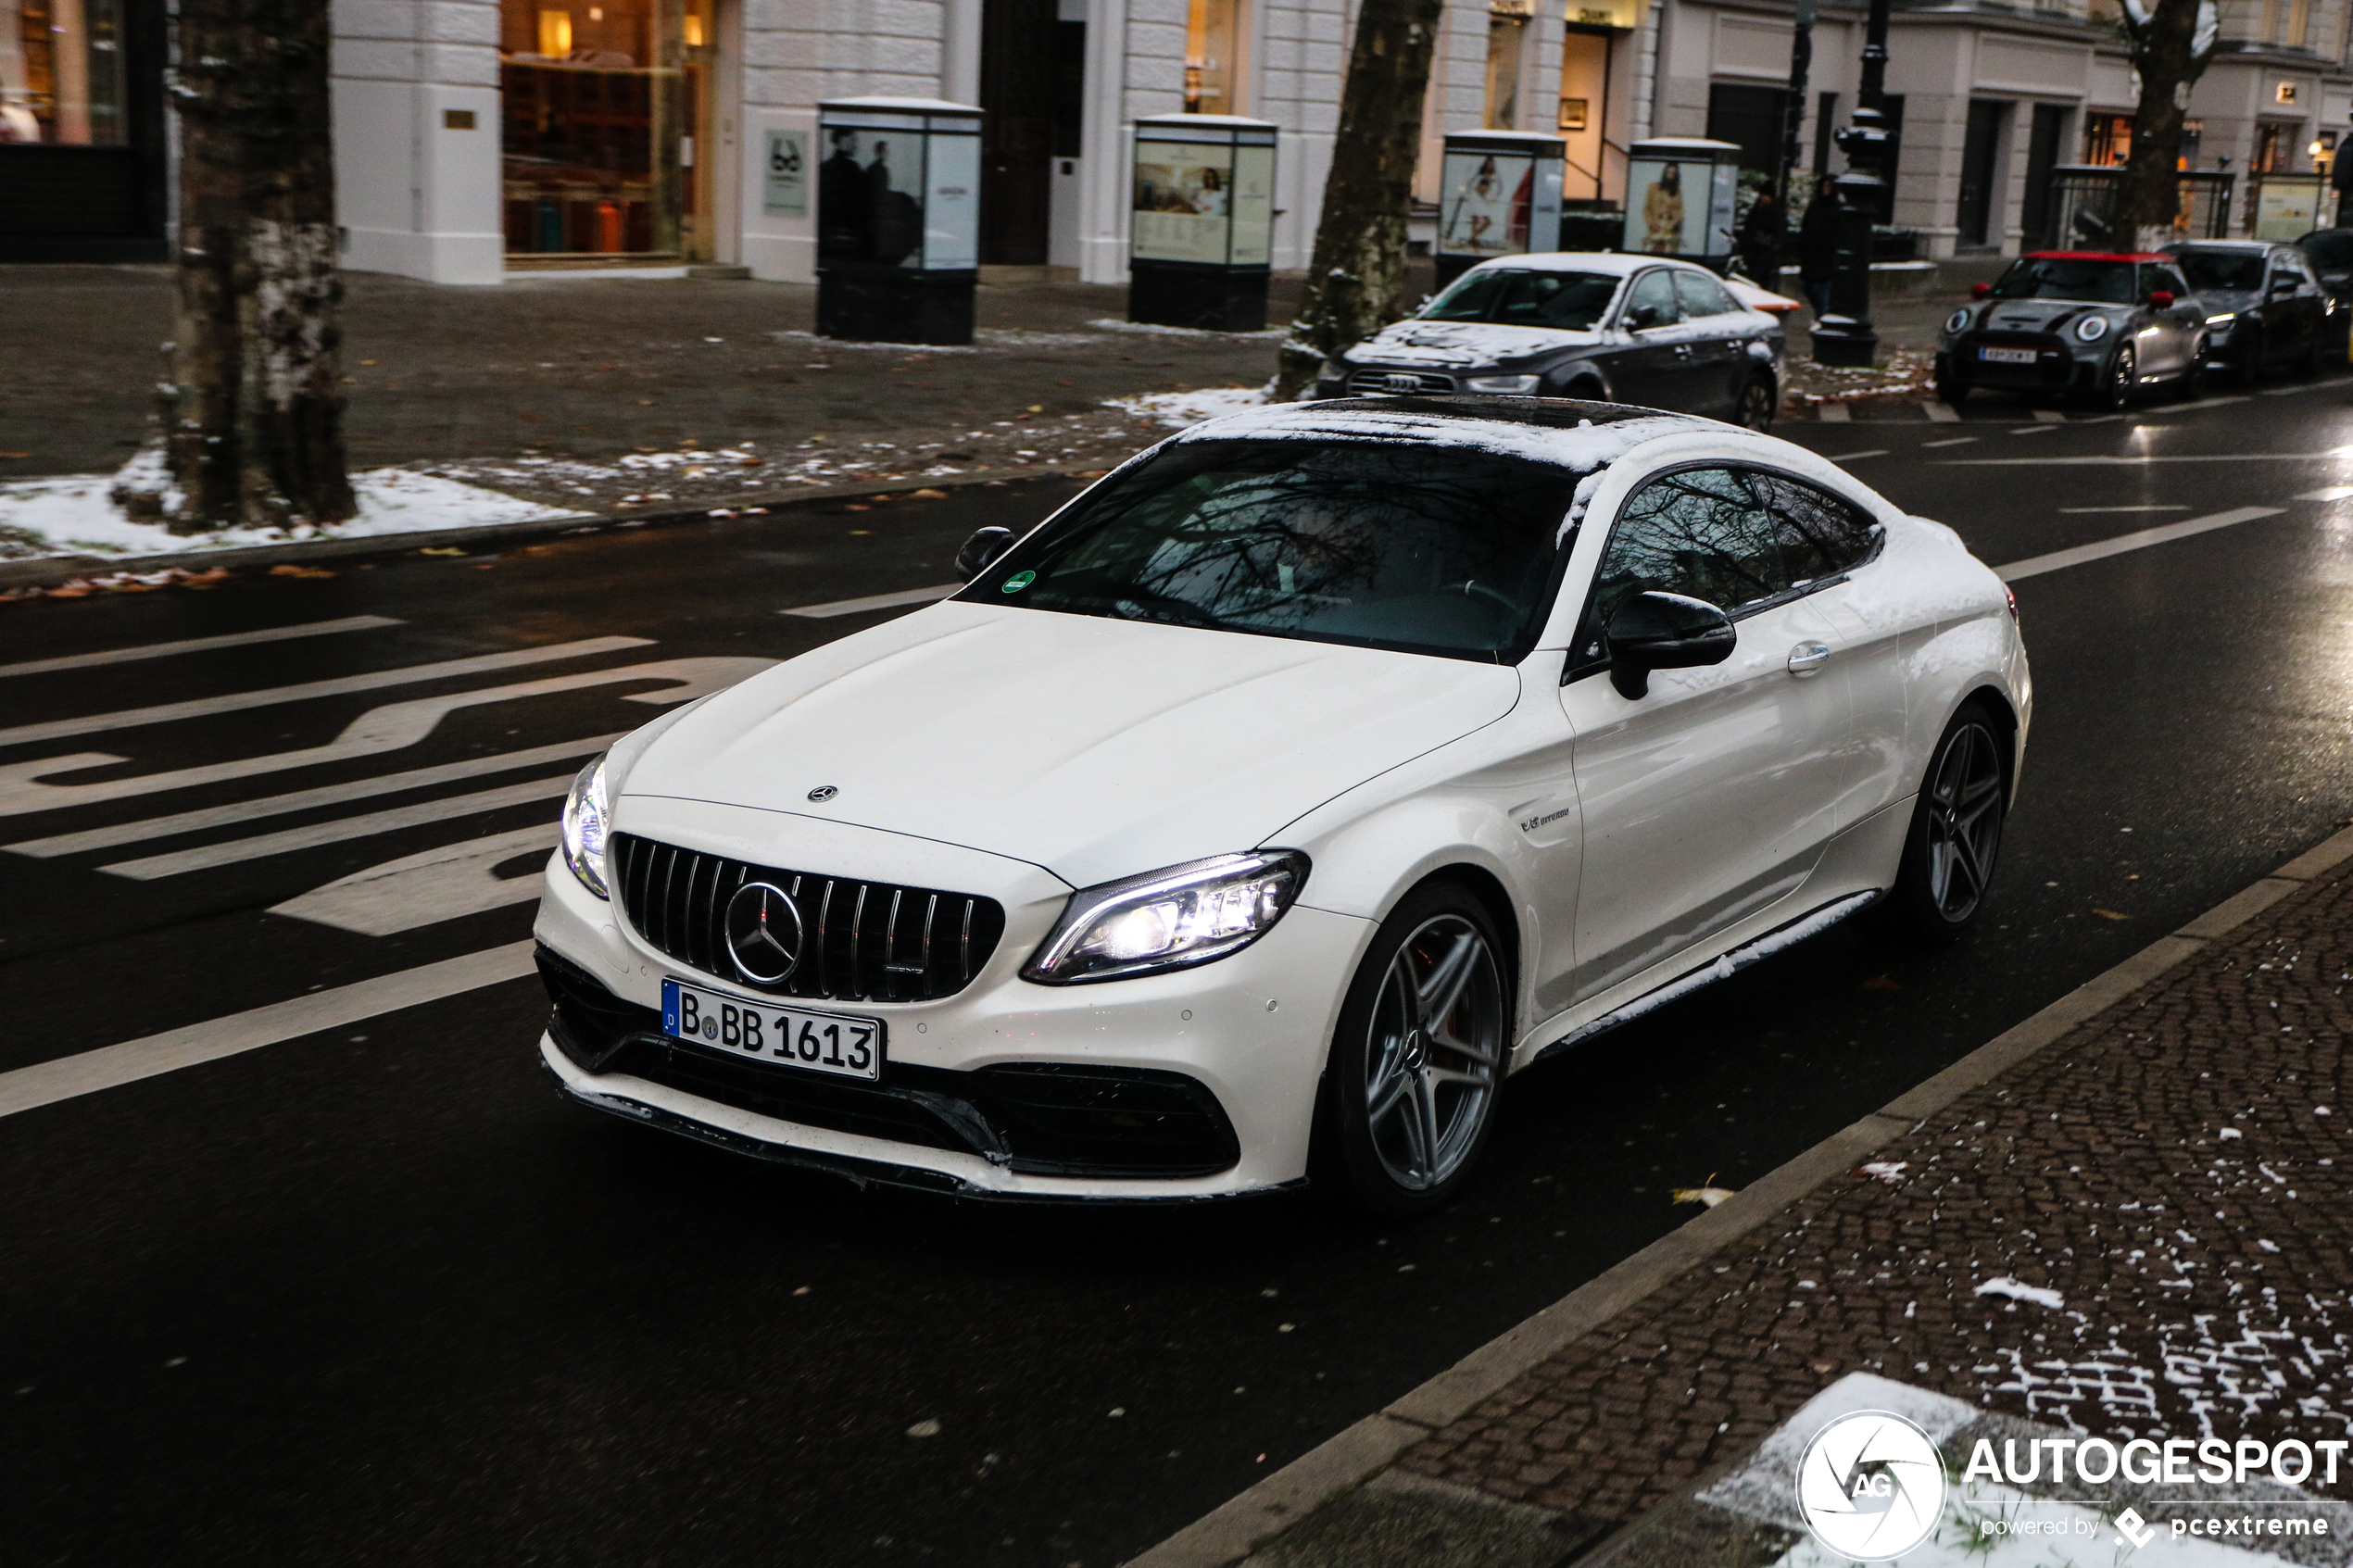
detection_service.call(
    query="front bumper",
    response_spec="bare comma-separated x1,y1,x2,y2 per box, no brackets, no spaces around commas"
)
1940,332,2093,391
530,807,1376,1198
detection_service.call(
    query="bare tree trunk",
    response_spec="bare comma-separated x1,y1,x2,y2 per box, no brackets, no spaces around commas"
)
2114,0,2217,252
1272,0,1446,400
116,0,355,533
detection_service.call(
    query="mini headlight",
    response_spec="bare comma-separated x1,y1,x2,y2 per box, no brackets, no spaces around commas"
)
1023,850,1308,984
560,756,611,898
1465,373,1541,394
2074,315,2110,342
1944,307,1972,333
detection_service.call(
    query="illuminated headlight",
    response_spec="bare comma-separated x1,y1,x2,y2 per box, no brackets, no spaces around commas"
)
2206,312,2237,327
1944,307,1972,333
2074,315,2110,342
560,756,611,898
1023,851,1308,984
1464,373,1541,394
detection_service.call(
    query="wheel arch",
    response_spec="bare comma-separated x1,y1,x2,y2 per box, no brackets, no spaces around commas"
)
1959,681,2023,806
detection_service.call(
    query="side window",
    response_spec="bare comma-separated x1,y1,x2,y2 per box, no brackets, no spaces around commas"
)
1748,471,1881,584
1588,468,1788,639
1674,270,1738,319
1624,270,1682,329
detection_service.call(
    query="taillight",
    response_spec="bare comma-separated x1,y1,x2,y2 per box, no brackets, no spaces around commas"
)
2004,583,2020,626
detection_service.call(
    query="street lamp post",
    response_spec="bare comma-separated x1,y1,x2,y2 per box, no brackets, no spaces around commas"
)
1776,0,1816,232
1812,0,1893,367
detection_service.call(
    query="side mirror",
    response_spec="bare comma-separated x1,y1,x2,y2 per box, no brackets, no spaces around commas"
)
1604,590,1737,700
2147,289,2176,309
1626,304,1660,331
955,526,1016,582
1970,282,1993,299
2271,275,2302,295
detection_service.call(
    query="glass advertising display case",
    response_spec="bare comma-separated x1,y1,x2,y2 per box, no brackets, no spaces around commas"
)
1129,113,1277,332
1434,130,1566,288
1621,137,1740,264
816,96,984,345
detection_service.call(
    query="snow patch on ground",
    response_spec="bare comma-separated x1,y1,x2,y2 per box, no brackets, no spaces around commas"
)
1976,1277,2068,1311
769,328,1105,354
1088,318,1286,341
1108,383,1275,428
0,469,590,561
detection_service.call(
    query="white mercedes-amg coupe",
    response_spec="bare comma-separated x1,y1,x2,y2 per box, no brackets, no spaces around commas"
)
534,396,2031,1214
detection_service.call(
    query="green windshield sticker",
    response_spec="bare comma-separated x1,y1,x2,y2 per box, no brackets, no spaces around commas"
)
1000,570,1037,593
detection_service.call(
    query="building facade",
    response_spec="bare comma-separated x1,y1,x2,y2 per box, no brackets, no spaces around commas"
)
2,0,2348,271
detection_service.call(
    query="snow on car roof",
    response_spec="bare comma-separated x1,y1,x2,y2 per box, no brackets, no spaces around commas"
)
2020,250,2171,263
1459,252,1697,278
1170,396,1711,472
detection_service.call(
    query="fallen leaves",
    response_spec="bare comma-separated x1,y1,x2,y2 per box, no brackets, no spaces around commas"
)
268,563,337,579
2092,908,2132,921
1672,1173,1738,1208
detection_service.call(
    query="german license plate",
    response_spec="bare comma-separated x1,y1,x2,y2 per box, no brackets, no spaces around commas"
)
661,978,884,1081
1980,346,2037,365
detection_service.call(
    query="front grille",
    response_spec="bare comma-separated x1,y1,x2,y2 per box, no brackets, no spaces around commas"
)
610,833,1006,1003
538,947,1239,1178
1349,368,1455,395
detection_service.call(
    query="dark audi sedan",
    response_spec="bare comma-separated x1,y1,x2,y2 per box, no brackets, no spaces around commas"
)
1315,253,1786,429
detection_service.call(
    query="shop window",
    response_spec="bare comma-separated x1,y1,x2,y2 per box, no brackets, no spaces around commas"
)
2082,113,2132,167
1706,82,1788,176
3,0,130,144
1484,0,1532,130
1184,0,1240,115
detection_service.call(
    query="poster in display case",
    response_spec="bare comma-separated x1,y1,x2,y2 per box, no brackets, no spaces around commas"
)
1434,130,1566,287
1129,114,1277,331
1622,137,1741,261
815,96,984,344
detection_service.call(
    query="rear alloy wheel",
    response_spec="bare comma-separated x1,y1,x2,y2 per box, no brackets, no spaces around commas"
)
1734,375,1777,430
1317,883,1507,1217
2095,343,2138,411
1892,703,2007,942
2178,344,2209,401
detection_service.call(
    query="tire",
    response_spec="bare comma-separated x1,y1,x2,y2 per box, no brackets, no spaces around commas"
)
1934,364,1970,409
1891,702,2008,943
1733,374,1777,430
2178,344,2208,401
1314,881,1509,1217
2095,343,2138,411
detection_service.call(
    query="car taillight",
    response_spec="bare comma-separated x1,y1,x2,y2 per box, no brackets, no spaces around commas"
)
2004,583,2020,626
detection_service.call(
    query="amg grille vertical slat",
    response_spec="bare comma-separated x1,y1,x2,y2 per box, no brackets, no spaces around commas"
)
677,852,707,975
921,894,937,997
813,878,836,998
960,898,975,983
849,883,870,1000
655,844,680,955
883,888,905,999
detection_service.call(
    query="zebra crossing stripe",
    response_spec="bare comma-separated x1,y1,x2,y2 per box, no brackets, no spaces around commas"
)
0,615,404,680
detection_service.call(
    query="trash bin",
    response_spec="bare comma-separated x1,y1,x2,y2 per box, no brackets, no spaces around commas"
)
1621,137,1741,267
816,96,984,345
1128,114,1277,332
1433,131,1566,289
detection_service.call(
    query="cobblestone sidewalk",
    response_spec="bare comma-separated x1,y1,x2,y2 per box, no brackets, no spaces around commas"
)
1143,827,2353,1568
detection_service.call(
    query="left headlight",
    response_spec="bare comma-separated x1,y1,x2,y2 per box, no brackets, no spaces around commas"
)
1944,307,1972,333
560,755,611,898
1023,850,1309,985
2074,315,2110,342
1464,373,1541,395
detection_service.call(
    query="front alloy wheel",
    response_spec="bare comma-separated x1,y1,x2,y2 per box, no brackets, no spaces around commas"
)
1319,884,1506,1215
1893,704,2007,941
1734,375,1776,430
2096,343,2138,411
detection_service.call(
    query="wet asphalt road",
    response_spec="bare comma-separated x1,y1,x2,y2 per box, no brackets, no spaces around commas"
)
6,383,2353,1568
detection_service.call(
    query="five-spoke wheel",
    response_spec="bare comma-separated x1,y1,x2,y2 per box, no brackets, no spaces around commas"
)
1893,703,2007,940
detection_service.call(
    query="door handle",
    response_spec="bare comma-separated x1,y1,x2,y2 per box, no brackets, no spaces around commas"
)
1674,344,1692,358
1787,640,1831,677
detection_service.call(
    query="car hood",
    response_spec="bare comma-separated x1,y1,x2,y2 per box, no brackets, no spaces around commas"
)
1348,320,1599,368
1976,297,2135,332
2189,286,2258,311
620,600,1525,888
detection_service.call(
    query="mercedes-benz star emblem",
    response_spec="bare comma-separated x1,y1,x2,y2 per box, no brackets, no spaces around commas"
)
724,882,805,985
807,784,838,802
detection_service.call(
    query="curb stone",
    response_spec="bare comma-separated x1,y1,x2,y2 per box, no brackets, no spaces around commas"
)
1120,822,2353,1568
0,462,1108,594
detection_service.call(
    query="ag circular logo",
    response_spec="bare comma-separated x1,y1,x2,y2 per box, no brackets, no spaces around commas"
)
1793,1410,1946,1562
724,882,805,985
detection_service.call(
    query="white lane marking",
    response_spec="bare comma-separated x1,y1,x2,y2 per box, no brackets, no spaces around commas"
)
270,825,559,935
2057,504,2188,514
2032,408,2068,423
0,657,768,817
1943,449,2353,465
1923,403,1960,423
2294,486,2353,501
0,635,650,747
5,734,621,858
1921,436,1978,448
782,582,964,619
1817,403,1852,423
1828,450,1890,463
0,941,538,1120
1997,507,2285,583
102,776,574,879
0,616,403,680
2186,395,2253,408
2007,424,2057,435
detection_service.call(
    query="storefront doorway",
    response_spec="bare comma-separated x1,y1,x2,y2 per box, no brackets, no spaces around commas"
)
497,0,716,263
980,0,1056,264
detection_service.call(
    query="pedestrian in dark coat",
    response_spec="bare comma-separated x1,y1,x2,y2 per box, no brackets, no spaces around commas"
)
1798,183,1842,320
1738,191,1782,285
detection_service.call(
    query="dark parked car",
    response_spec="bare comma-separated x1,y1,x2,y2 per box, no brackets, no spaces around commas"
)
1934,251,2208,411
2295,228,2353,338
2167,239,2333,379
1315,254,1786,429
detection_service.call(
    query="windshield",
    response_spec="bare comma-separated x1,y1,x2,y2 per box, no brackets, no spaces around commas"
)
960,439,1581,661
1992,257,2139,303
2173,251,2264,292
1420,269,1622,330
2302,232,2353,271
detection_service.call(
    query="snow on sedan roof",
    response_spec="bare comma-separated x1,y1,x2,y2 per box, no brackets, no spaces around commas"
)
1170,395,1706,473
1459,251,1677,278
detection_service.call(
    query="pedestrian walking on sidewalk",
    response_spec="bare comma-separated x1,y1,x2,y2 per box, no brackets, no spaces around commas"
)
1738,191,1782,288
1798,183,1841,321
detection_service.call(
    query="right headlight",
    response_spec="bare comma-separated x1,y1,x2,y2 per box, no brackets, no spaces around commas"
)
1023,851,1308,985
560,755,611,898
2074,315,2110,343
1944,307,1972,333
